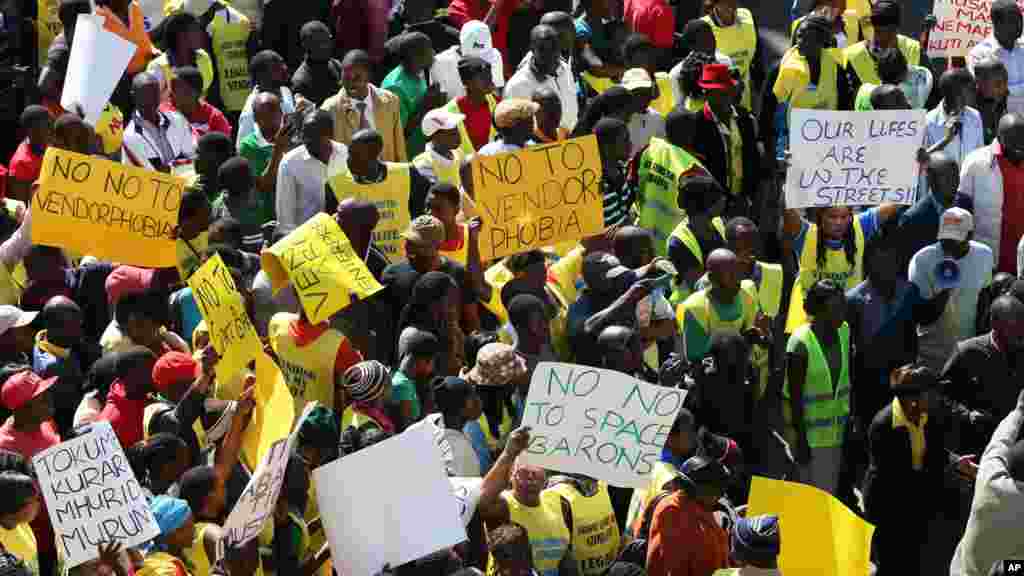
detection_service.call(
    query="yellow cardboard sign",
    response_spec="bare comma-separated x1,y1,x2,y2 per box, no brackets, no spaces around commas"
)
326,163,411,259
473,135,604,261
31,148,183,267
261,212,384,325
188,253,262,383
746,476,875,576
240,351,295,470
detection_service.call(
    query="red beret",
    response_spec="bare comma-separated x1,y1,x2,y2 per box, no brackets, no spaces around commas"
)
151,352,198,391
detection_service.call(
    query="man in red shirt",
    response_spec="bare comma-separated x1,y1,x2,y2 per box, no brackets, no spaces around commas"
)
623,0,675,52
163,66,233,141
98,346,159,447
0,370,61,576
8,106,52,202
455,56,499,152
996,114,1024,274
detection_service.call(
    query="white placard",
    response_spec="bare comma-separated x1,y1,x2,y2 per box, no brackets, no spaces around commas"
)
520,362,686,489
449,477,484,527
784,109,925,209
60,14,137,125
408,413,455,474
33,421,159,569
314,424,467,576
927,0,1015,58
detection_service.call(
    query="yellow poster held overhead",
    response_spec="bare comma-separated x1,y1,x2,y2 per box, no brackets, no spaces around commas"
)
326,163,412,259
31,148,183,267
261,212,385,325
473,135,604,261
746,476,875,576
240,351,295,470
188,253,262,383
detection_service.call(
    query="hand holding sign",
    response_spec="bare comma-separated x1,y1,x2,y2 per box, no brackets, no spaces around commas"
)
188,254,262,383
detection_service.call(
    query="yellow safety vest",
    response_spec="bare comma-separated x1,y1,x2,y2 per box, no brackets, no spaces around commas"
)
137,552,192,576
582,71,616,95
785,218,865,333
36,0,61,69
436,224,470,265
412,148,465,188
668,216,726,269
844,36,921,86
490,491,571,576
703,8,758,109
268,312,345,414
478,406,513,452
677,287,756,338
845,0,873,41
328,163,412,259
207,3,251,113
143,401,208,450
636,138,701,254
651,72,677,116
783,322,851,448
548,482,621,576
790,14,861,50
751,262,784,318
185,522,215,576
773,47,841,115
340,405,388,430
444,96,497,155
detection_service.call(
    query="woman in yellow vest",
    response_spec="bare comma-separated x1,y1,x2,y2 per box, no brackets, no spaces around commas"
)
339,360,396,433
790,0,861,49
547,476,621,576
842,0,921,98
480,428,572,576
148,12,215,104
783,278,850,495
415,109,466,189
703,0,760,110
427,183,471,265
782,202,900,333
0,458,41,576
139,496,195,576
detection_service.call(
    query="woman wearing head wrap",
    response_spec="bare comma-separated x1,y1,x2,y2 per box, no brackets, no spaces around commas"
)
340,361,395,434
713,515,780,574
139,496,195,576
432,376,484,476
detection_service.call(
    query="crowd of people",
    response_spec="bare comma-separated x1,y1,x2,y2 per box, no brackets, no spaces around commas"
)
3,0,1024,575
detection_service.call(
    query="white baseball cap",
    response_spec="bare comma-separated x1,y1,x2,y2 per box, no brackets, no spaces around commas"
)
460,21,493,57
937,207,973,242
0,305,38,337
422,109,465,137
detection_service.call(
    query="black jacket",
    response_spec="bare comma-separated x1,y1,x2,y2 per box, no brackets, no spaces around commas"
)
690,106,761,213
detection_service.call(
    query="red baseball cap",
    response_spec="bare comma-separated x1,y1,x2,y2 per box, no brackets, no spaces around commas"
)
152,352,199,392
697,63,738,91
1,370,56,411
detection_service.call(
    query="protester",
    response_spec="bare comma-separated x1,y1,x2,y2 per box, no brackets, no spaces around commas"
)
968,0,1024,115
291,21,343,107
275,110,347,234
432,21,505,100
321,50,408,161
503,24,578,133
164,66,232,140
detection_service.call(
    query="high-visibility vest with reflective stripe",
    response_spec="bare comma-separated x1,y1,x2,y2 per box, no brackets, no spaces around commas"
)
269,312,345,414
703,8,757,109
668,216,726,267
677,287,757,338
412,148,465,188
845,36,920,86
488,491,570,576
548,482,621,576
785,218,865,332
753,262,784,318
207,3,251,112
444,96,497,155
637,138,701,255
784,322,851,448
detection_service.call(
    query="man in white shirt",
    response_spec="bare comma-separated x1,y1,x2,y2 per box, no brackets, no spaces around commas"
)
621,68,666,158
237,50,299,150
909,208,994,371
275,110,348,234
431,20,505,100
925,69,986,166
503,24,578,132
968,0,1024,114
122,72,195,171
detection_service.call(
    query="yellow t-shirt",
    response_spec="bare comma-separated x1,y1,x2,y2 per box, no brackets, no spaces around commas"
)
0,524,37,576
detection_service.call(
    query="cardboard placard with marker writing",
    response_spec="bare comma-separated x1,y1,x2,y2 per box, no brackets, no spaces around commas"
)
927,0,1024,57
473,136,604,260
31,148,183,267
33,421,160,568
188,253,262,383
521,362,686,489
261,213,384,325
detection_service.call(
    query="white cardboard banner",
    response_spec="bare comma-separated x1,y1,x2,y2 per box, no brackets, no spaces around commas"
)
784,109,924,209
520,362,686,489
926,0,1017,58
448,477,484,527
60,14,137,125
33,421,159,568
314,424,466,576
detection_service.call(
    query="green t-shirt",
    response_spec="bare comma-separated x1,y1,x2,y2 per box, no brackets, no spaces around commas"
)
391,369,422,420
382,65,427,159
237,132,276,223
210,191,266,253
682,294,744,362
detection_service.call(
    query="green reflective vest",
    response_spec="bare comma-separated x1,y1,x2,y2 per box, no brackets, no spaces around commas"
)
784,322,851,448
637,138,701,255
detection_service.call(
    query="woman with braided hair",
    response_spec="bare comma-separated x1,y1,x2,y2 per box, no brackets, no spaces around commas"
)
781,203,900,334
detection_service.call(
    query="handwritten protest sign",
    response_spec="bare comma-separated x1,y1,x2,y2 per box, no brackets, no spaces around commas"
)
33,421,159,568
188,253,262,383
747,476,875,576
521,362,686,488
473,136,604,260
32,149,182,267
785,109,924,209
315,424,466,576
262,213,384,325
240,351,295,471
927,0,1021,57
327,164,411,258
449,477,483,527
223,402,315,549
